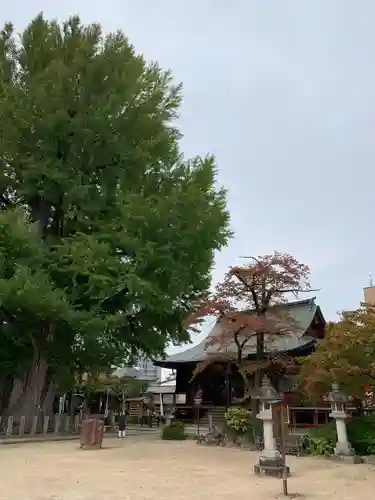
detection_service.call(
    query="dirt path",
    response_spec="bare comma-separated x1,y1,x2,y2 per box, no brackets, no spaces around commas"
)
0,436,374,499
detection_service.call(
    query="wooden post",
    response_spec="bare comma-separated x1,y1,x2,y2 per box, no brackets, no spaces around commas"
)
6,416,14,437
31,416,38,436
43,415,50,435
54,414,61,434
279,404,289,496
19,416,26,436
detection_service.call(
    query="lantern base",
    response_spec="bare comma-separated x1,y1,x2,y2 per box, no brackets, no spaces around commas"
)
334,441,355,456
254,457,290,478
330,453,361,464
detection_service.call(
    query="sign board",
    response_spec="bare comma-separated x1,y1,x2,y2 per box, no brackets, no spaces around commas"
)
176,393,186,404
194,390,203,406
163,393,174,405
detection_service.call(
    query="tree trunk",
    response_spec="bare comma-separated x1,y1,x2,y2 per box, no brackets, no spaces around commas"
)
0,375,7,414
20,352,48,419
42,382,56,417
5,376,26,416
5,351,48,421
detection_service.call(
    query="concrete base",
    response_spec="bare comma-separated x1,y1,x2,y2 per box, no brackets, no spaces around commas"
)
80,443,102,450
334,441,354,456
254,457,290,478
329,454,362,464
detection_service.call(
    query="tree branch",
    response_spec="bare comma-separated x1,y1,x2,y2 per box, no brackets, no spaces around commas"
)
232,269,260,312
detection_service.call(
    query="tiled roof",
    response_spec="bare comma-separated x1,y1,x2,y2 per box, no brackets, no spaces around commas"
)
156,298,322,366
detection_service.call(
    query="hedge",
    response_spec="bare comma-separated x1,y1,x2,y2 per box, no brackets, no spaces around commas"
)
161,420,188,440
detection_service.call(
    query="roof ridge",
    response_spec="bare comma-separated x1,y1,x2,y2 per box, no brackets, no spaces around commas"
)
285,295,316,306
279,297,316,308
155,296,322,367
244,297,316,314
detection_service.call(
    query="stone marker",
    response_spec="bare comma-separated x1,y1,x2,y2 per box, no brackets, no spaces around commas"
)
54,414,61,434
6,416,13,437
19,416,26,436
74,415,80,433
43,415,49,435
31,416,38,436
63,415,70,433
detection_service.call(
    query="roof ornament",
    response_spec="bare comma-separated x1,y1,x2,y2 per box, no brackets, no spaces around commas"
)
370,272,373,287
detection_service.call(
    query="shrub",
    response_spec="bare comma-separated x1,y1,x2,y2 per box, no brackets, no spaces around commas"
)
224,407,251,433
302,415,375,456
301,423,336,456
347,415,375,455
161,420,187,440
224,407,254,444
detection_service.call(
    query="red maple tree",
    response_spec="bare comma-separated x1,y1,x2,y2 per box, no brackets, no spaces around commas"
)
184,252,315,394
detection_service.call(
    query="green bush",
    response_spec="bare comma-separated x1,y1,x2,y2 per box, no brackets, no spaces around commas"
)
224,407,251,433
161,420,187,440
301,421,336,456
302,415,375,456
347,415,375,455
224,407,253,443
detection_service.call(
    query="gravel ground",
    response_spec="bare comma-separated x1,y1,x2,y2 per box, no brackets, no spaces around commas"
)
0,436,374,499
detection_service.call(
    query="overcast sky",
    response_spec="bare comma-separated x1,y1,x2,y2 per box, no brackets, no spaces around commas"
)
2,1,375,350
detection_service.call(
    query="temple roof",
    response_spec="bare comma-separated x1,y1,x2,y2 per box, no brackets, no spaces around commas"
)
155,298,324,368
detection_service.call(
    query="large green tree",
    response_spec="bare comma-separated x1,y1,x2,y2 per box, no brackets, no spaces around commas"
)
0,14,231,418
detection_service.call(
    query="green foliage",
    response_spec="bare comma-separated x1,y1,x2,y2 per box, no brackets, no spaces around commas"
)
161,420,187,440
299,308,375,398
346,415,375,455
301,421,336,456
302,415,375,456
0,13,231,415
78,374,147,400
224,407,251,434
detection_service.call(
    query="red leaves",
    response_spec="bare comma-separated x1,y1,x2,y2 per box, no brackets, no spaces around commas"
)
185,250,313,322
191,352,230,379
183,251,312,381
182,298,231,330
240,354,295,375
217,252,314,311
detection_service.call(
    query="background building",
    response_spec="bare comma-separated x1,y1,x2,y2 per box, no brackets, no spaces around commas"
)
364,275,375,304
112,355,162,382
133,356,162,382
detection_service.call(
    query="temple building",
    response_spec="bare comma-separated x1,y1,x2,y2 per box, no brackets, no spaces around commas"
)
155,297,329,428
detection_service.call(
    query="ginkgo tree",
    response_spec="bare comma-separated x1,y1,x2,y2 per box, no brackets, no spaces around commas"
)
184,252,315,396
0,14,231,420
299,305,375,402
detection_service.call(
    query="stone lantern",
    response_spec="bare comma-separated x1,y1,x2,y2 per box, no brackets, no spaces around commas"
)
252,376,289,478
327,382,355,458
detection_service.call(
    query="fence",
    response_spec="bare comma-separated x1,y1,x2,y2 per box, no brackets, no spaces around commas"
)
0,414,82,438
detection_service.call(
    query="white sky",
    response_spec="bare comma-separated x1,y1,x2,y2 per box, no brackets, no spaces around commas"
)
3,1,375,355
